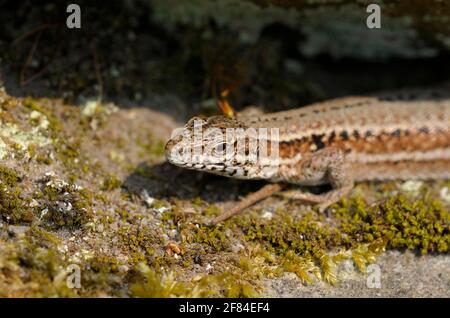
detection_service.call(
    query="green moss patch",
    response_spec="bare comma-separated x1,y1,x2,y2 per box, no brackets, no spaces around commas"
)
36,174,94,230
0,165,34,223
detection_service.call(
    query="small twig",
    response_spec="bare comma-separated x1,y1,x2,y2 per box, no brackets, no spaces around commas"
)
21,40,63,87
210,183,285,225
12,23,58,46
20,29,42,86
17,23,64,87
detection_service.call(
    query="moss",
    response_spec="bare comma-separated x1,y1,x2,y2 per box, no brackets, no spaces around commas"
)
220,189,447,284
224,280,259,298
153,200,169,210
150,140,166,157
203,204,221,217
140,180,448,292
130,264,198,298
22,97,94,181
28,225,62,247
101,174,122,191
0,164,20,187
36,153,53,165
238,192,448,256
89,254,121,274
136,134,166,158
334,194,449,254
239,210,342,256
116,208,130,221
191,196,205,207
0,110,19,125
22,97,62,133
130,263,258,298
181,223,231,251
53,141,80,168
0,165,34,223
0,225,79,297
115,223,164,269
38,177,94,230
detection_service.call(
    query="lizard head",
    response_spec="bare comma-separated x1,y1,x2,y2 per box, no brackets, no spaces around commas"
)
165,115,279,180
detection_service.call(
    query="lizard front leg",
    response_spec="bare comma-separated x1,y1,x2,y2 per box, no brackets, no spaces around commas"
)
279,147,354,212
209,148,353,224
210,183,285,225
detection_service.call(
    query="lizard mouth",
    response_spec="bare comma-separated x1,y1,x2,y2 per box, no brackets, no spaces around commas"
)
165,137,205,169
166,139,231,174
164,137,184,166
164,139,183,166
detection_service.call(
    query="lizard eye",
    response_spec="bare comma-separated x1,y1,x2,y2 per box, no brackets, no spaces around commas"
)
214,142,226,155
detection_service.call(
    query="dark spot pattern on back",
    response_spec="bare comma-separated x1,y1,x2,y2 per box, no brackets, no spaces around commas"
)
312,134,326,150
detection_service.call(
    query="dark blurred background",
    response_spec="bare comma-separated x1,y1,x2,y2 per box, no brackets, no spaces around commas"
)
0,0,449,120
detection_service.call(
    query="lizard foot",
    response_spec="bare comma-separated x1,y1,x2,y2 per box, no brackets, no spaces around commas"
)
209,183,285,225
279,185,353,212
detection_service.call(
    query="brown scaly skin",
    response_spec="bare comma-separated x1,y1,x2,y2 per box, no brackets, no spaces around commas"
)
165,84,450,218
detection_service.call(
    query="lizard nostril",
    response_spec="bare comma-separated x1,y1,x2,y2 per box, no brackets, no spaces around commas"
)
164,139,173,152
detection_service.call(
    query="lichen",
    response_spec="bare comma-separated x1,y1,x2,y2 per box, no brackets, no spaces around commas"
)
0,121,51,159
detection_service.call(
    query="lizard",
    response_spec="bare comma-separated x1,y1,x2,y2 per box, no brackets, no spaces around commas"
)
165,85,450,224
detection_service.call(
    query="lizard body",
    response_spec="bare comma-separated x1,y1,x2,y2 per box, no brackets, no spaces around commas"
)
165,85,450,215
